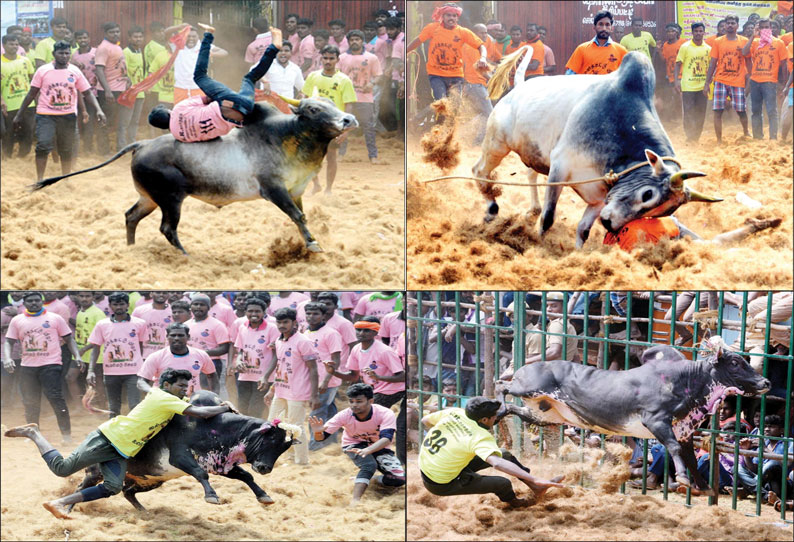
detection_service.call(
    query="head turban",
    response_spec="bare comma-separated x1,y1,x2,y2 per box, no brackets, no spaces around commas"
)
432,3,463,22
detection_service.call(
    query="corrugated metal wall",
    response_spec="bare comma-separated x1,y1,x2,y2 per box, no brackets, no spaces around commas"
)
276,0,405,29
54,1,172,44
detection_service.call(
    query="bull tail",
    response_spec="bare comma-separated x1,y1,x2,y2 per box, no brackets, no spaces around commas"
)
487,45,530,100
30,141,143,191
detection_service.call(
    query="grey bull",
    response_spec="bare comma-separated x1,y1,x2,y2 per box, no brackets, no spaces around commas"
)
495,338,770,495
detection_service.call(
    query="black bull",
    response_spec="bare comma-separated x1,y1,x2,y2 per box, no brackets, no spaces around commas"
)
495,344,770,495
71,391,297,512
32,98,358,254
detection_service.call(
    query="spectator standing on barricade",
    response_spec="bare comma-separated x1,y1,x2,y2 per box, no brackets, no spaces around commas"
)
32,16,70,68
676,23,711,142
70,30,98,152
620,15,656,60
261,41,304,99
185,293,230,394
704,14,751,144
565,10,627,75
4,292,79,443
538,26,555,75
120,26,146,147
87,293,148,418
1,33,36,158
231,296,279,417
742,18,787,139
94,22,129,155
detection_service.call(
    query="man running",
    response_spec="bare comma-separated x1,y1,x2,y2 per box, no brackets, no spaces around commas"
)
148,24,283,142
4,368,238,519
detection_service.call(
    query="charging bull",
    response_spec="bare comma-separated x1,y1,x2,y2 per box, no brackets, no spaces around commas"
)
495,337,770,495
476,51,722,248
32,98,358,254
71,391,301,511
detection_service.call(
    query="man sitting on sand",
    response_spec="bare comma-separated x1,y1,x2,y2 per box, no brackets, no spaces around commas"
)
418,397,565,508
148,24,285,142
4,368,237,519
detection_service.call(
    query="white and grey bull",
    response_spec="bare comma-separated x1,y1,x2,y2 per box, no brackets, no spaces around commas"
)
475,51,721,248
495,338,770,495
32,98,358,253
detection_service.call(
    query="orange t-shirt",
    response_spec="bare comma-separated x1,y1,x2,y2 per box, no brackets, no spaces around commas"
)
710,35,749,87
748,38,787,83
788,41,793,72
781,33,793,46
705,35,719,47
462,43,486,85
524,39,545,76
603,217,681,251
418,22,484,78
661,38,686,82
484,36,502,63
565,40,627,75
505,40,526,55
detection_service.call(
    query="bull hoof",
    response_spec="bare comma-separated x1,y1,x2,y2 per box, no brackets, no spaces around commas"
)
306,242,323,253
204,495,220,504
484,213,496,223
258,494,275,505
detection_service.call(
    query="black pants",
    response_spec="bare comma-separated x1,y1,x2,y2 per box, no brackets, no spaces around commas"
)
103,374,141,418
2,107,35,157
19,364,71,436
1,358,22,407
235,379,265,418
97,90,122,154
374,391,406,465
682,90,707,142
421,453,516,502
79,96,99,152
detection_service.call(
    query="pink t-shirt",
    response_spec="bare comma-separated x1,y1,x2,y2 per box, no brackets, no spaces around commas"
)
43,298,71,325
94,297,111,316
354,295,400,318
233,320,280,382
132,305,173,358
288,33,301,54
329,35,349,52
30,63,90,115
391,34,405,82
324,403,397,446
209,301,237,331
273,332,319,401
88,317,149,375
268,292,310,316
393,332,405,363
6,311,72,367
138,346,216,397
229,315,277,344
170,96,235,142
378,311,405,345
340,292,362,311
325,313,356,364
374,38,391,71
298,35,315,74
94,39,128,92
71,47,97,94
245,33,273,64
134,297,152,308
337,52,381,102
304,325,343,388
186,316,230,359
60,296,79,322
347,340,405,395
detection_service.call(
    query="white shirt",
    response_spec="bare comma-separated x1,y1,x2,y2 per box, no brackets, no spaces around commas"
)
263,60,305,98
172,41,221,89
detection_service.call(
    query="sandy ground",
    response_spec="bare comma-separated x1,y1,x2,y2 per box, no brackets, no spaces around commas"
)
1,132,404,290
406,445,792,541
0,398,405,542
407,111,793,290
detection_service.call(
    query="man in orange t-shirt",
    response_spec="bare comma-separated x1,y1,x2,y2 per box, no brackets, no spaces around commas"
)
462,24,493,145
742,18,788,139
520,23,545,79
659,23,686,122
565,10,627,75
407,2,486,102
505,26,525,55
705,20,727,48
704,13,750,143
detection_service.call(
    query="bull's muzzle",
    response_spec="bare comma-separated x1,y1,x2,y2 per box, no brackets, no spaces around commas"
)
253,463,273,475
340,114,358,131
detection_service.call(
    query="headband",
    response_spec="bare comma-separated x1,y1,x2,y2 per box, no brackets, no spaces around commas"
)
354,321,381,332
432,3,462,22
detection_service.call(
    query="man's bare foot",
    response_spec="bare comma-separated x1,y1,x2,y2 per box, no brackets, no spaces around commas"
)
349,499,362,507
61,434,72,445
768,490,781,506
197,23,215,33
745,217,782,232
324,188,333,196
4,423,39,438
369,157,383,164
311,182,321,195
270,28,282,48
43,501,73,519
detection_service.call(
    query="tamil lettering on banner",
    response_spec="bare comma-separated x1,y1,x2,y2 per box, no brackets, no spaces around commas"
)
580,1,658,29
676,1,776,39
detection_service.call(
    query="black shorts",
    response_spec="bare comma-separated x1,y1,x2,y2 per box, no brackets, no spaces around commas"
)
35,113,77,159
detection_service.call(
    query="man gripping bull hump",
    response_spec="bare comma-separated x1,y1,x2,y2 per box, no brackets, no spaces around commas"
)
148,24,283,141
418,397,565,508
4,368,238,520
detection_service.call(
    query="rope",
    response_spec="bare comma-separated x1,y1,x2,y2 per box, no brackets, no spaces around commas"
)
420,157,683,189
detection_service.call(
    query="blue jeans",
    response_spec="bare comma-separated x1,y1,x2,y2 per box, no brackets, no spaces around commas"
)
749,80,778,139
195,32,278,117
308,386,338,451
464,83,493,144
428,75,464,101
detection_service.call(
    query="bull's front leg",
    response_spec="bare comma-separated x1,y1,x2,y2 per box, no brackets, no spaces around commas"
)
224,465,274,505
575,202,604,249
259,183,323,252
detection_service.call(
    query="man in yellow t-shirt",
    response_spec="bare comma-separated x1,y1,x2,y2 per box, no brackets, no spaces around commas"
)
4,368,237,519
675,22,711,142
418,398,565,507
619,15,656,59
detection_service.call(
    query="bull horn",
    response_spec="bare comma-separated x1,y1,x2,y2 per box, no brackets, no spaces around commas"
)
278,95,301,106
686,184,723,203
670,170,706,191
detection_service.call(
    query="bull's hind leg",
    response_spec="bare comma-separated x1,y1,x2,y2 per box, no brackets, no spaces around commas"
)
125,194,158,245
123,480,165,511
472,133,510,222
539,161,570,240
259,183,322,252
224,465,274,505
158,196,188,255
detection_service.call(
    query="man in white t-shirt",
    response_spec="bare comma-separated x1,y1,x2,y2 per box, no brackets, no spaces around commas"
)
173,27,228,104
261,41,304,98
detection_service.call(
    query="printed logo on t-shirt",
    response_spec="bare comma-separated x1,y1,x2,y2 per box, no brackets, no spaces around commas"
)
42,322,50,328
192,362,200,370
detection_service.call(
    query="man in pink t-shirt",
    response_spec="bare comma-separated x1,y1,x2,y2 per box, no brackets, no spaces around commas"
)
232,297,279,417
329,316,406,466
309,382,405,504
137,323,217,397
268,291,310,316
87,293,149,418
339,292,362,320
354,292,403,320
378,310,405,347
94,22,129,155
14,40,106,181
132,292,172,358
338,30,382,163
207,292,237,330
329,20,349,52
4,292,80,442
186,293,230,393
296,20,316,74
259,307,319,465
284,13,300,53
245,17,274,64
318,292,358,364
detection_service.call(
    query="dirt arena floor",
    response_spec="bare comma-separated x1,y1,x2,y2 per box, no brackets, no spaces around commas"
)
1,131,404,290
406,445,792,541
407,110,793,290
1,400,405,541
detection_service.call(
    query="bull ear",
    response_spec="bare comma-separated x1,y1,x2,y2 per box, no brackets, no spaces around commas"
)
644,149,665,176
704,336,726,366
288,104,300,115
258,422,274,434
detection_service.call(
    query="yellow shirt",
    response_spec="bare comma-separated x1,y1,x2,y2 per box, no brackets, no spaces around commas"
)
676,40,711,92
620,32,657,59
418,407,501,484
302,69,357,111
98,387,189,457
